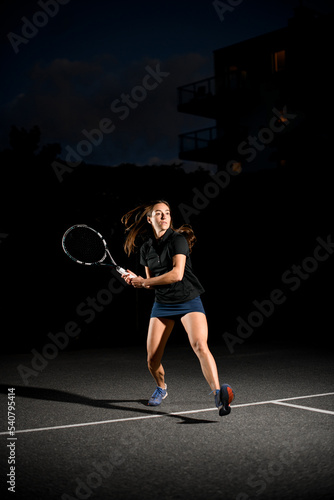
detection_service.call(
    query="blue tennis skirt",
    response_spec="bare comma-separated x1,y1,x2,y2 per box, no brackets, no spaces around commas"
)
150,296,205,320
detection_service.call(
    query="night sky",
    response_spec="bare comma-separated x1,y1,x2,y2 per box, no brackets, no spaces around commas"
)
2,0,333,168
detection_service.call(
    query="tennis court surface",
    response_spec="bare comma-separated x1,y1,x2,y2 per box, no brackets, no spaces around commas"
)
1,343,333,500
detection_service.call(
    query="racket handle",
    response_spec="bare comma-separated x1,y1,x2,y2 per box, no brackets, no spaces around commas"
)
116,266,135,279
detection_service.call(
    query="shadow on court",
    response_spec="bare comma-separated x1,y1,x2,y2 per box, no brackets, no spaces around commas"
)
0,384,217,425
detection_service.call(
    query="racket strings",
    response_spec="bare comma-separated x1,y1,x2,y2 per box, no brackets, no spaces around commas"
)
63,227,106,263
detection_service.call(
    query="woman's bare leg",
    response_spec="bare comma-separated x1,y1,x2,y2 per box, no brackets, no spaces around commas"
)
181,312,220,392
146,317,175,388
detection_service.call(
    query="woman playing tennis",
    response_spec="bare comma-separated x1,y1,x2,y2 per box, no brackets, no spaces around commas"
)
121,200,234,416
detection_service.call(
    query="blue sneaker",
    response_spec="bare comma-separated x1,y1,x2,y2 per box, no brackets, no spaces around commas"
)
214,384,235,416
148,384,168,406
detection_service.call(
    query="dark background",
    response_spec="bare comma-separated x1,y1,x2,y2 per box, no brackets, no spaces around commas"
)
0,0,333,355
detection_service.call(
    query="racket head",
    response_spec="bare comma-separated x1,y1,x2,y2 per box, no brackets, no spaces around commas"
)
62,224,108,265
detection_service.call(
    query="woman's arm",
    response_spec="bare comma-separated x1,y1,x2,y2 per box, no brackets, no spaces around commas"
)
142,266,154,289
131,254,186,288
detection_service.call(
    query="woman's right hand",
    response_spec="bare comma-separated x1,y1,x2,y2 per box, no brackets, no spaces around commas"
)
121,269,137,285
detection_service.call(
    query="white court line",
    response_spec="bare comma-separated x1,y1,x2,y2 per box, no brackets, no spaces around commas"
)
272,401,334,415
0,391,333,436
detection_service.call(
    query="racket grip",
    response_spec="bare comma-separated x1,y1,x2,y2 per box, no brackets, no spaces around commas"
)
116,266,135,279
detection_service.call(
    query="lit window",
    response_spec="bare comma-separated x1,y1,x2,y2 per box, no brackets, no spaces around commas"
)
272,50,286,73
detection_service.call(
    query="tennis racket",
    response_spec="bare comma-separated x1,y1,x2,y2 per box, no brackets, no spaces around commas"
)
62,224,135,278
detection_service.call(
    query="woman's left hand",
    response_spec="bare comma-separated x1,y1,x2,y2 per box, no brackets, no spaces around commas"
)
131,276,146,288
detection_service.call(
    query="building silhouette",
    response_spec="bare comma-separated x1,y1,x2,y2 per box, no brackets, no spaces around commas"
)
177,5,334,171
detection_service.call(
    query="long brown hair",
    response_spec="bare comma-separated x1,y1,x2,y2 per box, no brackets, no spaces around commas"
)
121,200,196,256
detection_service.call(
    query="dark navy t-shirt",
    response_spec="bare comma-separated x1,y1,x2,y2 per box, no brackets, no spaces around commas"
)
140,227,205,304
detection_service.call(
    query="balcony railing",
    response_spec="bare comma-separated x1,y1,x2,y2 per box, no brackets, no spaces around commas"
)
177,77,216,107
177,75,254,119
178,125,246,164
179,126,218,154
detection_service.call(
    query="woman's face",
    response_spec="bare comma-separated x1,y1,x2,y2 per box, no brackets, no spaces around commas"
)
148,203,171,237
